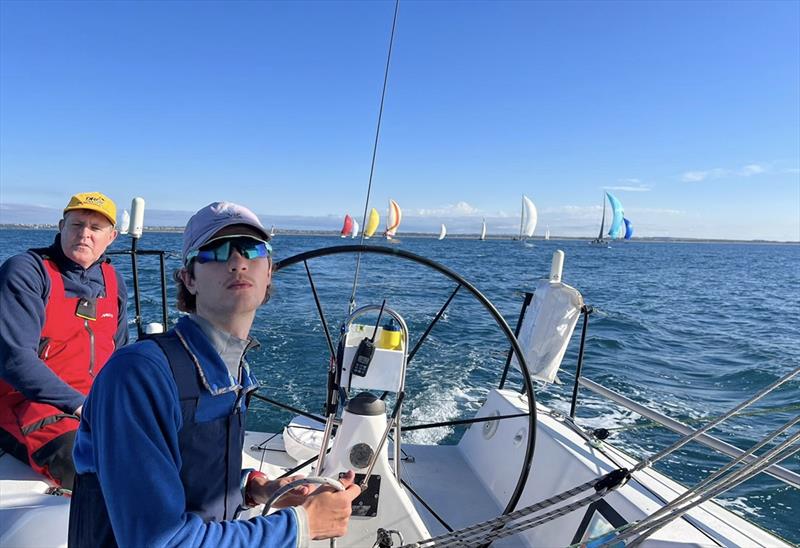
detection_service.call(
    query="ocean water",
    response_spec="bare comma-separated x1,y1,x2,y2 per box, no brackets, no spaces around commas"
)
2,229,798,542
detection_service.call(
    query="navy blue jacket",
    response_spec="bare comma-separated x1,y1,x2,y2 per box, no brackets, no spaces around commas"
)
71,316,301,547
0,235,129,413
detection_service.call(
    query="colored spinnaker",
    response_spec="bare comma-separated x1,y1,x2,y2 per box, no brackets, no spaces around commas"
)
340,214,353,238
386,199,402,239
606,192,625,239
364,208,380,239
623,217,633,240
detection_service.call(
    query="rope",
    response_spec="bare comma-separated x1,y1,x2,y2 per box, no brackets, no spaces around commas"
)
348,0,400,314
403,469,629,547
622,438,800,547
607,427,800,547
635,414,800,527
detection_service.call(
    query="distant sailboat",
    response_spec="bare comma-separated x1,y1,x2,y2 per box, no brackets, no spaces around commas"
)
364,208,380,239
544,226,550,240
518,195,538,241
269,225,276,238
119,210,130,235
480,218,486,241
438,224,447,240
385,199,401,239
351,219,359,239
340,214,353,238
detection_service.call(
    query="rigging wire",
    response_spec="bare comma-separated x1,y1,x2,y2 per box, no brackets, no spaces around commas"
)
617,429,800,547
630,365,800,474
348,0,400,314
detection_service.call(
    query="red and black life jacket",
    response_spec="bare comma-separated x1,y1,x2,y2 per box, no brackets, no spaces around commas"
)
0,258,119,474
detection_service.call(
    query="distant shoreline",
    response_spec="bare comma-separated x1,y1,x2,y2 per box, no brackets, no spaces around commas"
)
1,224,797,245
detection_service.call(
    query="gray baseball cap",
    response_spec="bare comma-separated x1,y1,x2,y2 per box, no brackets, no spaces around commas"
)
182,201,270,263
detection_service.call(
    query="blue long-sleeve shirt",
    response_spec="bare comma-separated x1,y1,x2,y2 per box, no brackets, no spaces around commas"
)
0,235,129,413
72,316,301,547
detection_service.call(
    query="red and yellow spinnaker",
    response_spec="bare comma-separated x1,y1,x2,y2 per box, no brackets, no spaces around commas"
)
385,199,402,239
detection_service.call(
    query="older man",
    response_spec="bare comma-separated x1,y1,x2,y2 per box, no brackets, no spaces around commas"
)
69,201,360,547
0,192,128,489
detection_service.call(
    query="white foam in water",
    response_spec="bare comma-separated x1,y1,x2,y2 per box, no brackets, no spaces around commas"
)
404,385,483,445
717,496,763,519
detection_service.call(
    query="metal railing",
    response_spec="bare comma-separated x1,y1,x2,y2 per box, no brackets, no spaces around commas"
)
577,377,800,489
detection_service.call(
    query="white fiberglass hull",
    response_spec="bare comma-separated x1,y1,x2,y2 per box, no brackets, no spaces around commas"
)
0,389,792,547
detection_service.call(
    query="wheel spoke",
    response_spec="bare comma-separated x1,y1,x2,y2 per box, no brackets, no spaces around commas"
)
403,412,528,432
500,291,534,390
250,392,326,424
303,260,336,360
407,283,461,364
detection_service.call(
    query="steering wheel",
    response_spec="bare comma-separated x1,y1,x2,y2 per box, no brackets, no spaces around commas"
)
257,244,537,520
262,476,345,516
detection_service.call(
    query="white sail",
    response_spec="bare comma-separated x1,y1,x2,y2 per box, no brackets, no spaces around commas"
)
521,195,538,238
480,218,486,240
119,210,130,235
351,219,359,238
545,226,550,240
438,224,446,240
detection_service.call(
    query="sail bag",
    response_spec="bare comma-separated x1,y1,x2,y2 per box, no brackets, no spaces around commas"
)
511,279,584,383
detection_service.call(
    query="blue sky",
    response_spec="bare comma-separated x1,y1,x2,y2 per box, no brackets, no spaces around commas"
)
1,0,798,240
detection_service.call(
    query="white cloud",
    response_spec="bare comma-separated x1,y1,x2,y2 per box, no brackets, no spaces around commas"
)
414,201,480,217
681,168,727,182
739,164,765,176
681,163,768,182
631,207,683,216
605,185,652,192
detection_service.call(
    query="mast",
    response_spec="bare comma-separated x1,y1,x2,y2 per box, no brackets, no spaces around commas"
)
598,193,606,240
518,196,525,240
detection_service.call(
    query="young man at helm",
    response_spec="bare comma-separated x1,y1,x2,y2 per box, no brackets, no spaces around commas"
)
69,201,360,547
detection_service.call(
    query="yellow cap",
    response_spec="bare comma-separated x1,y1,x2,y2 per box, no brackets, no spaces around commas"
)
63,192,117,226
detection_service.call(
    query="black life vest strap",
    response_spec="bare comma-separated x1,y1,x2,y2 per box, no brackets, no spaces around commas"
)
151,332,201,400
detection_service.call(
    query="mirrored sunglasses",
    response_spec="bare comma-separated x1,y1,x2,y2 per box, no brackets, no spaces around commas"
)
187,237,272,265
